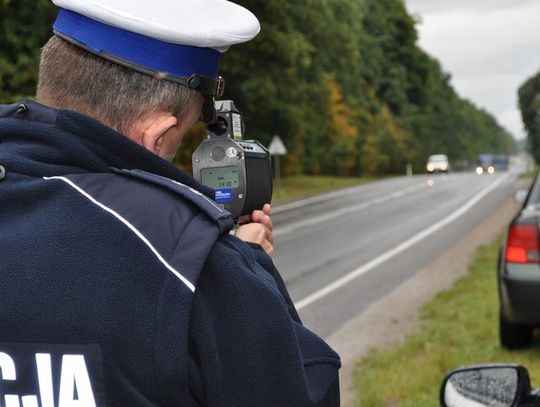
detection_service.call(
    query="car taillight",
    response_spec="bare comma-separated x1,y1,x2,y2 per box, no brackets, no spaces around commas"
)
505,224,540,264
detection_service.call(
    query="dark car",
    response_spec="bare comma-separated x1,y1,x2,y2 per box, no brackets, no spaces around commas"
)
493,154,509,172
498,173,540,349
476,153,510,174
476,153,495,174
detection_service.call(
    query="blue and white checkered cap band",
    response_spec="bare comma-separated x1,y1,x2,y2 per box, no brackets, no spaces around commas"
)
53,9,222,85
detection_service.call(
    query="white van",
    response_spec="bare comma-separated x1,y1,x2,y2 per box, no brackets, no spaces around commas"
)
426,154,449,173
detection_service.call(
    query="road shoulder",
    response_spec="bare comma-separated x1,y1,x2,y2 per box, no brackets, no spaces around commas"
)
326,197,520,407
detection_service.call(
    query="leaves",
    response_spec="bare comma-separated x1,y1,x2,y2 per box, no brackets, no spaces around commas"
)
1,0,515,175
519,72,540,163
0,0,56,101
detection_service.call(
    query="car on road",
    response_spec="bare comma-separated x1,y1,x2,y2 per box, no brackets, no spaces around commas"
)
426,154,449,174
475,153,495,174
475,153,509,174
498,172,540,349
493,154,509,172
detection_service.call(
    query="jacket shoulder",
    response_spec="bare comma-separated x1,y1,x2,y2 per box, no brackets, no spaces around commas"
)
44,169,234,289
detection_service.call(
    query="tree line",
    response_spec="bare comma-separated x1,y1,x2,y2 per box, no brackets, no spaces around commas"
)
1,0,515,176
519,71,540,164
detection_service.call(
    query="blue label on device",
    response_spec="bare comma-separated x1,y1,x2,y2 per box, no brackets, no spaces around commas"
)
215,189,233,203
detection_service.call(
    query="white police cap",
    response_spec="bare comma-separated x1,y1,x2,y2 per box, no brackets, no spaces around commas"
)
50,0,260,122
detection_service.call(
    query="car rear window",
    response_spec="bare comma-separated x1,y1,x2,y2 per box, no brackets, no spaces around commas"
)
428,155,448,162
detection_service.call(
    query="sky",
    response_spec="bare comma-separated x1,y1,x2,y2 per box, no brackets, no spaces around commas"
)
405,0,540,140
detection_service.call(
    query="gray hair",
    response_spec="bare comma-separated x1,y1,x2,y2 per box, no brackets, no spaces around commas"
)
36,36,200,135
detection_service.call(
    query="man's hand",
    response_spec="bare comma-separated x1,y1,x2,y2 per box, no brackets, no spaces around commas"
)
234,204,274,256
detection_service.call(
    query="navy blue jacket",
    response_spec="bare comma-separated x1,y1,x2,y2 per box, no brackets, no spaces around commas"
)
0,100,340,406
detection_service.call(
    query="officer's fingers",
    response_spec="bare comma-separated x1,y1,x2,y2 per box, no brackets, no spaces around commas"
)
237,214,252,224
261,214,273,231
256,225,274,256
251,210,273,231
235,223,267,246
262,240,274,257
252,203,271,221
251,210,264,223
261,204,273,229
259,226,274,256
260,223,273,245
264,220,274,244
244,223,273,254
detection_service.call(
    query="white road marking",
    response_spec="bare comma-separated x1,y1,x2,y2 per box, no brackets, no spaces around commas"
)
273,184,375,214
273,175,459,214
294,174,510,311
274,182,428,237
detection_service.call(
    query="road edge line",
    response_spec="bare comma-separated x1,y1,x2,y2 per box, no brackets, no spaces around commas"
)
294,174,510,311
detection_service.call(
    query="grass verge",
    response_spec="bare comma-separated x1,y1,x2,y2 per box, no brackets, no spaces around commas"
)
272,175,381,204
353,236,540,406
519,168,538,179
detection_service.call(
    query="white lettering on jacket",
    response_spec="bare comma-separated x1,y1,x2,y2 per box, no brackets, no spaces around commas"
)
0,352,96,407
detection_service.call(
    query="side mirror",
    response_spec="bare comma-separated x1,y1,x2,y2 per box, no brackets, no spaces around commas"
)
515,189,528,205
440,365,535,407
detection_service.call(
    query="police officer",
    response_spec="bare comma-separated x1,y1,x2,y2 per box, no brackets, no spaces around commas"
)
0,1,341,406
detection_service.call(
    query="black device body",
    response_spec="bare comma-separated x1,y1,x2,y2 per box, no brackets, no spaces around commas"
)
192,100,272,220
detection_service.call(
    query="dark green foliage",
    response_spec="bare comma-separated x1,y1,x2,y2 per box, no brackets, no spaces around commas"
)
518,71,540,164
222,0,515,175
1,0,515,175
0,0,56,101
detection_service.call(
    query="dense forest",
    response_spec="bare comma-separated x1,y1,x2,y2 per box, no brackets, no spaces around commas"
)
1,0,515,175
518,71,540,164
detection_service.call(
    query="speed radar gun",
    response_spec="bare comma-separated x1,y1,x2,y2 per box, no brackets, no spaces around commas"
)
192,100,272,220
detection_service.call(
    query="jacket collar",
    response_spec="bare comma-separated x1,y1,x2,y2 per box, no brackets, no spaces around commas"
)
0,99,213,197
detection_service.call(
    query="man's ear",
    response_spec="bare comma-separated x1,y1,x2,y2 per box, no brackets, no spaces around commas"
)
130,112,178,155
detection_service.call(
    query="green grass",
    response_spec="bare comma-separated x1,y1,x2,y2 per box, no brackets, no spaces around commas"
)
353,236,540,407
519,168,538,179
272,175,381,204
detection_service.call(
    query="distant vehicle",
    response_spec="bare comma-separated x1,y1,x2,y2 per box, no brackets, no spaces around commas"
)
498,173,540,349
493,154,509,172
426,154,449,174
475,153,495,174
475,153,509,174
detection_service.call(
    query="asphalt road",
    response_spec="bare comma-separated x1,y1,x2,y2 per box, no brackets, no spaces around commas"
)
272,165,525,339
